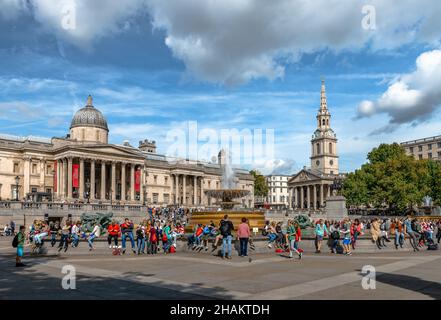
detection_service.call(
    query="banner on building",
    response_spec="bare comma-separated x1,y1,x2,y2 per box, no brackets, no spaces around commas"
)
54,161,57,192
135,169,141,192
72,164,79,188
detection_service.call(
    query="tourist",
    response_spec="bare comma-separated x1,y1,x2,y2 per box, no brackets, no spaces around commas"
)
267,221,277,248
88,222,101,251
34,222,49,246
340,218,352,255
14,226,26,267
392,218,404,249
58,221,71,252
329,222,340,254
10,220,15,236
404,216,419,252
237,217,250,257
71,221,81,248
286,220,302,259
314,219,328,253
436,221,441,244
136,225,146,255
49,221,60,247
162,221,172,253
121,218,136,254
275,222,285,249
351,219,362,250
107,220,120,249
149,224,158,254
219,214,234,259
370,218,382,249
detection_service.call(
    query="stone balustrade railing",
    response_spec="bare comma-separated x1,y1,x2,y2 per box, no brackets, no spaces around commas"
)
0,201,148,213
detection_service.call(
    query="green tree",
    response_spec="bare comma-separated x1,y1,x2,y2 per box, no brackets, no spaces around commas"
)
343,143,431,213
250,170,269,197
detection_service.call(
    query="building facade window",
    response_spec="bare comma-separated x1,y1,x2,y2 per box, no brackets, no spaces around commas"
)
163,193,169,203
13,163,19,173
329,143,333,154
164,176,168,185
428,144,432,150
316,143,320,155
419,145,423,152
428,153,432,159
410,147,414,153
153,175,158,184
32,163,37,174
419,154,423,160
152,193,158,204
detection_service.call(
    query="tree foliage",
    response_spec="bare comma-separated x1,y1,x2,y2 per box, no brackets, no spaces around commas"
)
343,143,441,213
250,170,269,197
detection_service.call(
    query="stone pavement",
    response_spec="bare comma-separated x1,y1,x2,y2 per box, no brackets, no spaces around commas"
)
0,239,440,300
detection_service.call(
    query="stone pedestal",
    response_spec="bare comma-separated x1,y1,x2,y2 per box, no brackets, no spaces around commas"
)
325,195,348,220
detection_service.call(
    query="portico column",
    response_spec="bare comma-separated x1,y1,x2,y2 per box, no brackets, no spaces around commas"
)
313,184,317,210
306,185,310,209
130,164,135,201
90,160,95,201
300,186,304,209
57,160,61,198
79,158,84,200
193,175,197,206
121,162,126,202
23,156,31,198
320,184,324,208
67,157,73,200
61,159,66,198
327,184,331,198
111,162,116,201
174,174,179,204
182,175,187,205
101,161,106,200
200,177,204,205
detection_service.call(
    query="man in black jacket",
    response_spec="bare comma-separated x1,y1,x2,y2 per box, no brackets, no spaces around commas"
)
219,215,234,259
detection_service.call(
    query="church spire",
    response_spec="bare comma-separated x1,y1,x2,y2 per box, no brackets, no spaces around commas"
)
320,77,327,111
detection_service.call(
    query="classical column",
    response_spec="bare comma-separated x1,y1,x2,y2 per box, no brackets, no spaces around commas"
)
79,158,84,200
67,157,73,200
320,184,324,208
182,175,187,205
140,166,146,204
23,156,31,198
39,158,45,191
193,175,197,206
300,186,304,209
121,162,126,202
130,164,135,201
313,184,317,210
174,174,178,204
111,161,116,201
90,160,95,200
327,184,331,198
200,177,204,205
101,161,106,200
56,159,61,198
60,159,65,198
305,185,309,209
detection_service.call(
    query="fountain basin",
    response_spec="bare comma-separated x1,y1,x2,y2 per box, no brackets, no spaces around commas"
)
189,210,265,232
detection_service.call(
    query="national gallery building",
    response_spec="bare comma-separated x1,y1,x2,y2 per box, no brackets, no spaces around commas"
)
0,96,254,208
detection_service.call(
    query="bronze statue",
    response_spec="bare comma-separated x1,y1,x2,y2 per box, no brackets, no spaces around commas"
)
80,212,113,235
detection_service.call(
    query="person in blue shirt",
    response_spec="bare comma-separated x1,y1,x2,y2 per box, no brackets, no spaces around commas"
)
315,219,329,253
404,216,419,252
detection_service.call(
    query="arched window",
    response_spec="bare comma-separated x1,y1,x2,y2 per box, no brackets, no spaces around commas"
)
326,119,329,126
316,143,320,155
329,143,333,154
322,119,325,126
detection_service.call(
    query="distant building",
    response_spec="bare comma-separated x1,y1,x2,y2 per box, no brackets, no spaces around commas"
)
265,175,290,209
400,135,441,161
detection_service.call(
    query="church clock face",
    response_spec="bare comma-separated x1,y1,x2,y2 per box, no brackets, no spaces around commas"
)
316,160,320,166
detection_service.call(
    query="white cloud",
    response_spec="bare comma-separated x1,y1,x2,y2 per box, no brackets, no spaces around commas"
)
2,1,441,84
357,49,441,132
147,0,441,84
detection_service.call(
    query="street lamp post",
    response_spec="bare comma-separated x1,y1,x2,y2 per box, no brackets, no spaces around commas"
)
85,180,91,204
143,184,147,206
14,176,20,201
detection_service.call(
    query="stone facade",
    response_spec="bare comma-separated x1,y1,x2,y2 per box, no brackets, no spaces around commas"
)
265,175,290,209
0,96,254,208
401,135,441,161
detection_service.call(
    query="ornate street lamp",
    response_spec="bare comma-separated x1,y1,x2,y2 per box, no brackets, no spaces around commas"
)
142,184,147,206
14,176,20,201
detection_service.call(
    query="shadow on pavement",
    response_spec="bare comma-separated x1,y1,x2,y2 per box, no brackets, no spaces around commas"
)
374,272,441,299
0,251,235,300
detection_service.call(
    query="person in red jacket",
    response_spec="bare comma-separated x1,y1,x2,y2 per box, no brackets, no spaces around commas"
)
107,220,120,249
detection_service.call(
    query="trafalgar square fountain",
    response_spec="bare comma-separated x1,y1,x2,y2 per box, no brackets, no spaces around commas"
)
189,150,266,231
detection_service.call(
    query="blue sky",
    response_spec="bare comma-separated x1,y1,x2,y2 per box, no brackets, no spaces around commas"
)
1,0,441,174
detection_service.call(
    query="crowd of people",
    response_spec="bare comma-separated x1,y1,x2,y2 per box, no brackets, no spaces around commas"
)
10,210,441,267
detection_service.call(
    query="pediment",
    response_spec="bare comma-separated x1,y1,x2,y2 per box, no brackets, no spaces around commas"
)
56,143,145,159
288,169,322,184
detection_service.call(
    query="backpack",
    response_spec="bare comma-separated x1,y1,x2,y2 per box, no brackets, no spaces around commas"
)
336,243,344,254
12,234,19,248
427,243,438,251
220,220,231,235
331,230,340,240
